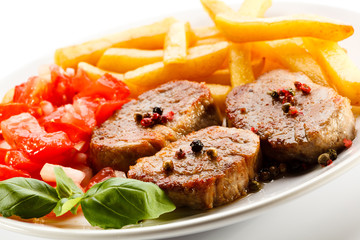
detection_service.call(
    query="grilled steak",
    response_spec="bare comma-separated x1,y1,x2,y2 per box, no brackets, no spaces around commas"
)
90,80,221,172
128,126,261,209
226,69,356,163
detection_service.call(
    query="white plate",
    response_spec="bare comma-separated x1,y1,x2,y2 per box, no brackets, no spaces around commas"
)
0,1,359,240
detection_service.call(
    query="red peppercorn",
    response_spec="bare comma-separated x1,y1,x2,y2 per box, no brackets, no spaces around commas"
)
161,116,168,124
175,149,186,159
288,106,298,116
152,113,161,121
300,84,311,94
140,118,153,127
294,81,302,90
166,111,175,121
251,127,258,134
326,159,333,166
344,138,352,148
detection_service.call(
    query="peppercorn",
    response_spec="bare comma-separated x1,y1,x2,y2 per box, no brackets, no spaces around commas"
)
190,140,204,153
140,118,153,127
288,88,295,96
152,113,161,121
294,81,302,90
279,163,287,174
288,106,298,116
206,148,218,159
240,107,247,114
153,106,163,115
318,153,331,166
282,102,291,113
166,111,175,121
301,84,311,94
175,149,186,159
328,149,337,160
269,166,280,178
163,160,174,172
269,90,279,99
259,169,271,182
248,180,261,192
134,113,143,122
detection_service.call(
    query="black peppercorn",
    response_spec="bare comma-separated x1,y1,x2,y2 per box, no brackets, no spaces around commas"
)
282,102,291,113
318,153,331,166
328,149,337,160
269,90,279,99
163,160,174,172
134,113,143,122
206,148,218,159
190,140,204,153
248,180,261,192
153,106,163,115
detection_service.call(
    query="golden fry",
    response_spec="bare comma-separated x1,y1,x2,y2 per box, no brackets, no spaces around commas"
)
124,41,229,88
163,21,194,65
55,17,177,69
193,26,222,40
194,69,230,85
200,0,235,22
238,0,272,17
206,83,232,113
195,37,228,46
97,48,163,73
229,43,255,87
303,38,360,105
215,14,354,42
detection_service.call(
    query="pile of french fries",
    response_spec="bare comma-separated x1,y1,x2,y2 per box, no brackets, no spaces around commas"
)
54,0,360,114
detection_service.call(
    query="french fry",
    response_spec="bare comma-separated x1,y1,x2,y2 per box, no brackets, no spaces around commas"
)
77,62,144,97
215,14,354,43
200,0,235,22
2,88,14,103
352,105,360,116
252,56,266,79
97,48,163,73
206,83,232,113
124,41,229,88
55,17,177,69
163,21,194,65
195,37,228,46
193,26,222,40
194,69,230,85
229,43,255,87
252,39,329,86
303,38,360,105
238,0,272,17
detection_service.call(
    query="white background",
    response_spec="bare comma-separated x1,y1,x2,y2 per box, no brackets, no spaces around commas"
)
0,0,360,239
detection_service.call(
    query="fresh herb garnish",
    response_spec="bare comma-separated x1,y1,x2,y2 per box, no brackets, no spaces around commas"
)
0,167,176,229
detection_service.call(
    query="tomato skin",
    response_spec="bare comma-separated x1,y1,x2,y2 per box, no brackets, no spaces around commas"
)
0,103,33,122
95,99,130,125
43,122,90,143
48,65,76,106
1,113,74,162
77,73,130,100
85,167,116,191
5,150,42,173
0,164,31,181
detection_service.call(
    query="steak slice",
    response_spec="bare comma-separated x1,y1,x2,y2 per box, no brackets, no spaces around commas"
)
90,80,221,172
128,126,261,209
226,69,356,163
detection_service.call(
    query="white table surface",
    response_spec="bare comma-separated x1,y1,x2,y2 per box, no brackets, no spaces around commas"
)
0,0,360,239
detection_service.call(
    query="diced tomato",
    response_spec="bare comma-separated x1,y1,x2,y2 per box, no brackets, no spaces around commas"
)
85,167,116,191
13,76,49,105
95,99,130,125
0,103,32,122
5,150,42,173
77,73,130,100
48,65,76,106
44,122,90,143
0,164,31,181
1,113,73,162
71,68,92,92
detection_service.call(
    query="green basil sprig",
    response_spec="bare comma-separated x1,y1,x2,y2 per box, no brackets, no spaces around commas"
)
0,167,176,229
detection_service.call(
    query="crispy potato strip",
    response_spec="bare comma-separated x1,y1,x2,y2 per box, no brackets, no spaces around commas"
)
97,48,163,73
206,83,232,113
215,14,354,42
200,0,235,22
228,43,254,87
303,38,360,105
238,0,272,17
55,17,177,69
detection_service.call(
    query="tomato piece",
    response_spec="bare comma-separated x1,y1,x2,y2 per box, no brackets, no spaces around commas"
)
5,150,42,173
44,122,90,143
1,113,74,162
13,76,49,105
72,68,92,92
85,167,116,191
0,164,31,181
48,65,76,106
0,103,31,122
95,99,130,125
77,73,130,100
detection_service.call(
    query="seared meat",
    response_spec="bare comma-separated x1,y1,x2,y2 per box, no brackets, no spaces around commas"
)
226,69,356,163
128,126,261,209
90,80,221,172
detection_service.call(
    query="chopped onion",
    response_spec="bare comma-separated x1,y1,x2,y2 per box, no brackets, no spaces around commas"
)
40,163,85,185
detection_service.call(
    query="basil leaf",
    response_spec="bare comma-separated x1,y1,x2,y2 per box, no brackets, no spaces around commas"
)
53,195,82,216
54,167,83,198
53,167,84,216
0,177,59,219
81,178,176,229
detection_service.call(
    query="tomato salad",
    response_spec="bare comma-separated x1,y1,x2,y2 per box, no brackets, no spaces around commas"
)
0,65,130,187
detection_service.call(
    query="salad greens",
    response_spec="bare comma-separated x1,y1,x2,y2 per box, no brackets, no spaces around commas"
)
0,167,176,229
